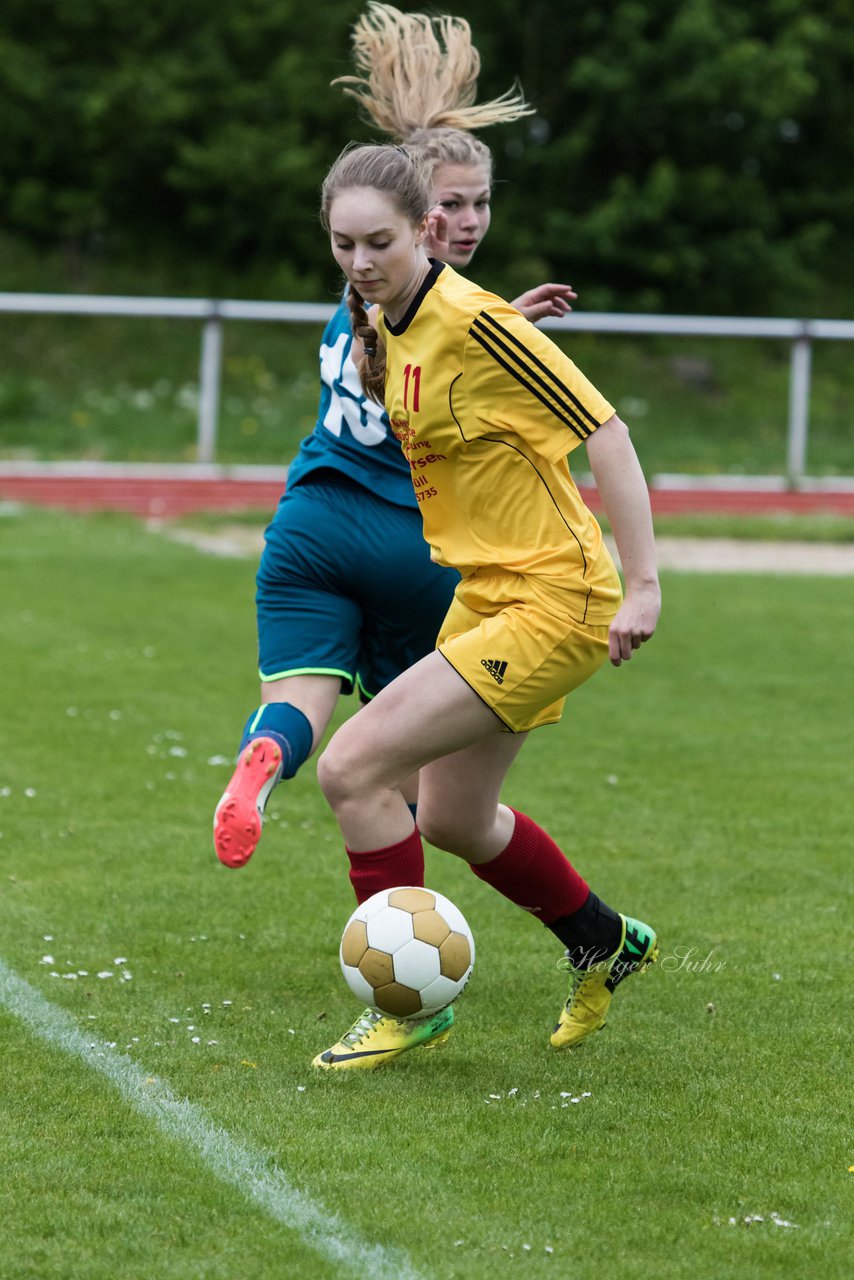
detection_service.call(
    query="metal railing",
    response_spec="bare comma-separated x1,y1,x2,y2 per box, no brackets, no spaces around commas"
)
2,291,853,482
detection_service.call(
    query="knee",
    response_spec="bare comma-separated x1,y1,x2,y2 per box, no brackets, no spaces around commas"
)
418,809,465,855
317,725,385,808
419,805,499,862
316,739,353,810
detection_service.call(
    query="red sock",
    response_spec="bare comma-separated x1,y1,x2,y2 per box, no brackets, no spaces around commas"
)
470,809,589,924
346,828,425,904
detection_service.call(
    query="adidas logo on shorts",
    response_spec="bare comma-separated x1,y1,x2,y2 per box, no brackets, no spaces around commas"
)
481,658,508,685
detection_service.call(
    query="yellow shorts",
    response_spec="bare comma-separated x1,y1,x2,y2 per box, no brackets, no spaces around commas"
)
437,570,617,733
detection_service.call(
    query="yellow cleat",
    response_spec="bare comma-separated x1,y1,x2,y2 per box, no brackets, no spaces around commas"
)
550,915,658,1050
312,1005,454,1071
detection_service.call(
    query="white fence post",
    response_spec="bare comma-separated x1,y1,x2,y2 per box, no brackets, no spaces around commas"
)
786,328,812,486
198,309,223,464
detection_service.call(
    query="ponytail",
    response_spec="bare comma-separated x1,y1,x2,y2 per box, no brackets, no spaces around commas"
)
334,4,532,139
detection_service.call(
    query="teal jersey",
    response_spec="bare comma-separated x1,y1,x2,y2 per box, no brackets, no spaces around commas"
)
286,298,416,508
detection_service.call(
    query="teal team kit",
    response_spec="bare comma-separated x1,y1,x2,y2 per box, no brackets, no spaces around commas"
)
255,299,459,699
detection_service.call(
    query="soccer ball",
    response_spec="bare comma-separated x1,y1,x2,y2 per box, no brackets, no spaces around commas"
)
339,886,475,1019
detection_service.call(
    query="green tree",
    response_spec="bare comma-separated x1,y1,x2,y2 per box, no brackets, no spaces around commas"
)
0,0,359,293
0,0,851,311
474,0,853,311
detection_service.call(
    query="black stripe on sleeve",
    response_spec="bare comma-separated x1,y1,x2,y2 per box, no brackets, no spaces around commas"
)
471,322,591,437
474,312,604,433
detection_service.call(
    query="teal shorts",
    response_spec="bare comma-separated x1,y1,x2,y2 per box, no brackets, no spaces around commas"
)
256,471,458,699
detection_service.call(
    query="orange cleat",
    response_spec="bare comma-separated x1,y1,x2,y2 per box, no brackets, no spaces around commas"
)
213,737,283,868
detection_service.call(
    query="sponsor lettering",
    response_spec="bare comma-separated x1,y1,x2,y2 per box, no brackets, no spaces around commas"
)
410,453,446,470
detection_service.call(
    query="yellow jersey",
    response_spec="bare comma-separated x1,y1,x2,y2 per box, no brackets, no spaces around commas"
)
381,261,622,624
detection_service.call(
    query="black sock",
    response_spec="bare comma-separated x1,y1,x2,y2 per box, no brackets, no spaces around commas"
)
546,891,623,968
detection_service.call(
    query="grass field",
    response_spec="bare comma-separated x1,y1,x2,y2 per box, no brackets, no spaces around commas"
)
0,508,851,1280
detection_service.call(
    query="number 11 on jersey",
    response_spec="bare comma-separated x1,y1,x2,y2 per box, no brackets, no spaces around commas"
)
403,363,421,413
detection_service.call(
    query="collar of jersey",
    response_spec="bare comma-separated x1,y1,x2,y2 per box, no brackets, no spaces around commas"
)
382,259,445,337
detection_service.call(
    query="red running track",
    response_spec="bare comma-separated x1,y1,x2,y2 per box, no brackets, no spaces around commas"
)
1,473,853,518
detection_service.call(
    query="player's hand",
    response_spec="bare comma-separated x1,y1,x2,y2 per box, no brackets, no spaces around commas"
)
511,283,577,322
426,207,450,260
607,582,661,666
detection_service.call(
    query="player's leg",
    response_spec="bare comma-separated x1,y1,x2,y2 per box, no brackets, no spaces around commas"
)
313,600,574,1069
426,581,658,1047
214,674,342,870
415,734,527,860
315,593,657,1063
316,648,505,860
313,651,505,1070
367,586,658,1049
421,742,657,1046
214,482,363,868
419,740,608,935
315,675,597,1072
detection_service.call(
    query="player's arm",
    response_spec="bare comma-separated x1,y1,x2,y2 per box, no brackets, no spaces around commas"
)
585,415,661,667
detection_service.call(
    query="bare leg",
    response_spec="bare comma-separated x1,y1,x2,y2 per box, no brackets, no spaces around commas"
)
416,733,528,863
317,651,513,852
262,676,421,804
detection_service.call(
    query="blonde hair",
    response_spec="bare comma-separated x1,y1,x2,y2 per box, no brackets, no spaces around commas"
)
321,143,433,403
327,6,534,399
406,125,492,184
320,142,433,233
333,3,533,182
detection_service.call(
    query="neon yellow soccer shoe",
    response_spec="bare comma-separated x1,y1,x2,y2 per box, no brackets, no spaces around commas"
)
312,1005,454,1071
550,915,658,1050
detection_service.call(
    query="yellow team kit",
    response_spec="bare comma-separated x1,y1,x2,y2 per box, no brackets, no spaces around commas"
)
381,262,623,731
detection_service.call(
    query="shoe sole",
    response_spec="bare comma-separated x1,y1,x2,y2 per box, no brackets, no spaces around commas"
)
213,738,282,869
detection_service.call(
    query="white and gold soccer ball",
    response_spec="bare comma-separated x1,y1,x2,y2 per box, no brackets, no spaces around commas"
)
339,886,475,1019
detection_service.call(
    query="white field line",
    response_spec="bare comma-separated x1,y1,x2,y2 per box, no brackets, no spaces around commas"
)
0,958,424,1280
